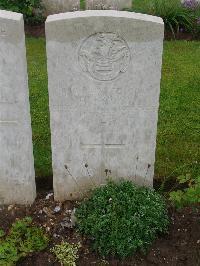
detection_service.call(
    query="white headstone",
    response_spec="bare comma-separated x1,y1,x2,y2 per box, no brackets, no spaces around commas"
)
42,0,80,15
86,0,132,10
46,11,164,201
0,10,36,205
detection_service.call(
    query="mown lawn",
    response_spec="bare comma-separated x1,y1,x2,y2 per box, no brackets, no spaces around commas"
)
26,38,200,180
26,38,52,178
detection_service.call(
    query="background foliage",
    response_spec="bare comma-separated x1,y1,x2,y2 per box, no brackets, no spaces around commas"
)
0,0,45,24
130,0,200,37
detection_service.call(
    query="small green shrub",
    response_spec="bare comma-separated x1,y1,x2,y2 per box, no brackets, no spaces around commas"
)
76,180,169,258
51,241,81,266
169,174,200,208
0,0,45,25
147,0,195,36
183,1,200,36
129,0,199,37
0,217,49,265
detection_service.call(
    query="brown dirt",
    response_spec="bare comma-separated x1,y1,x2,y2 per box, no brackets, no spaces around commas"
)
165,31,200,41
25,24,45,38
0,192,199,266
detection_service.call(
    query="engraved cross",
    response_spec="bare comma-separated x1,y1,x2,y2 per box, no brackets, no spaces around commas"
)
81,121,125,149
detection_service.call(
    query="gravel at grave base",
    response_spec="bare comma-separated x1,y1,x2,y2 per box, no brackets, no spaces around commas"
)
0,192,199,266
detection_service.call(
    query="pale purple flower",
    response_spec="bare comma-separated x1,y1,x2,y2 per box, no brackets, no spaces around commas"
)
182,0,199,10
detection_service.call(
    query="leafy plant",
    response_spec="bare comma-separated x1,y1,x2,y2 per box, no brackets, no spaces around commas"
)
149,0,195,37
182,0,200,10
182,0,200,35
169,174,200,208
51,241,81,266
0,229,5,238
0,0,45,25
0,217,49,265
76,180,169,258
128,0,199,37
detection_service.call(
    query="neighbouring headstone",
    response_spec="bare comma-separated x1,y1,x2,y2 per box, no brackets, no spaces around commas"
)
46,10,164,201
86,0,132,10
0,10,36,204
42,0,80,15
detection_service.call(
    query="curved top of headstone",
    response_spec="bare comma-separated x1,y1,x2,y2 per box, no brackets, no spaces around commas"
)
46,10,163,25
0,9,22,21
0,10,24,42
45,9,164,201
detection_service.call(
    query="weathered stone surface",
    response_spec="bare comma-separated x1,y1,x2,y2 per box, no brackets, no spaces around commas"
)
86,0,132,10
42,0,80,15
46,10,164,201
0,10,36,205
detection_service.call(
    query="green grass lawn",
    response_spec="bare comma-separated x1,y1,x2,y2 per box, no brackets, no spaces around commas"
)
26,38,200,180
26,38,52,178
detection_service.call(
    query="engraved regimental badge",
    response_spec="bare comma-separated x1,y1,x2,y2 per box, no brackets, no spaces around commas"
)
78,32,130,81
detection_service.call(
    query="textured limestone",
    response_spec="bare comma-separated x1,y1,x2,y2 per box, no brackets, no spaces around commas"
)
42,0,80,15
86,0,132,10
0,10,36,205
46,11,164,201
